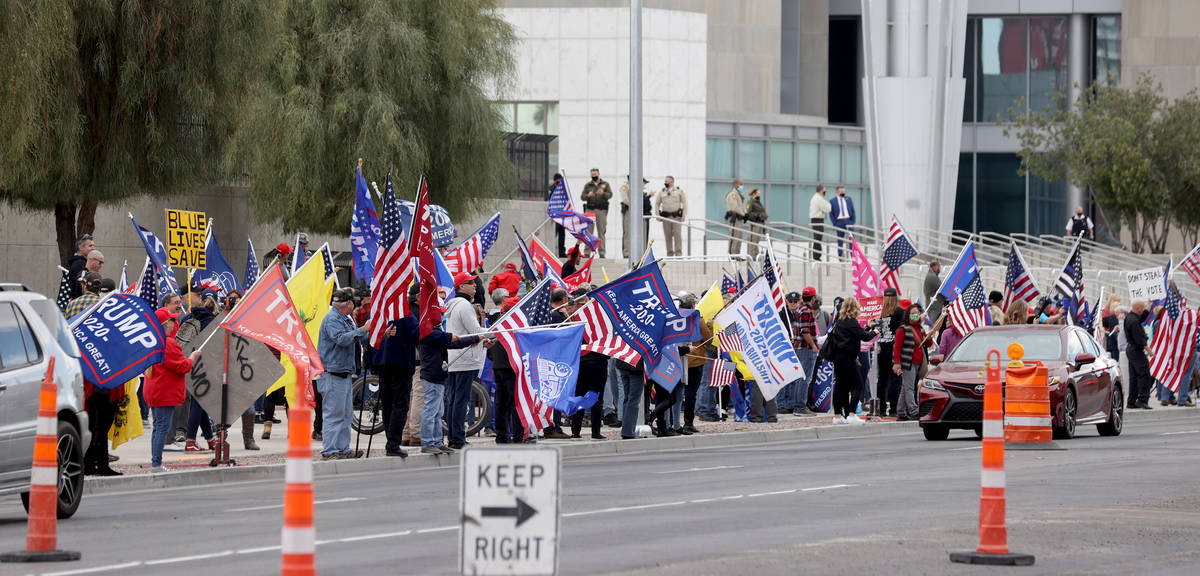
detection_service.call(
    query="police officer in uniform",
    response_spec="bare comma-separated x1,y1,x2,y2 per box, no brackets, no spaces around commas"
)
655,176,687,257
581,168,612,257
1065,206,1094,240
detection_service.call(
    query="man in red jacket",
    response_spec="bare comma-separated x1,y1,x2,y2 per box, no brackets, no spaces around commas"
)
488,262,522,297
144,308,201,473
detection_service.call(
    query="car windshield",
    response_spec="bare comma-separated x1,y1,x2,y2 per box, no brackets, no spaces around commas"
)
947,331,1064,363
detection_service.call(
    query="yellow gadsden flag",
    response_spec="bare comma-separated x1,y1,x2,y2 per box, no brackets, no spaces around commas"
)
266,250,336,407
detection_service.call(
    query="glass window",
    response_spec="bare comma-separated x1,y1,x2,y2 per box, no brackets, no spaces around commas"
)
0,303,37,370
1029,171,1066,236
738,140,766,180
796,142,819,181
1093,16,1121,87
844,146,863,184
493,102,515,132
963,19,978,122
976,154,1024,235
516,103,547,134
954,153,974,231
707,139,734,180
1067,330,1084,361
1029,17,1069,113
949,331,1064,362
822,144,841,183
545,103,559,135
769,141,794,181
706,181,734,239
766,184,793,225
978,17,1027,122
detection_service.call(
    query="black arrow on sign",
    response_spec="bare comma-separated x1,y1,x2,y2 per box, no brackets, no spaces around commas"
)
481,497,538,527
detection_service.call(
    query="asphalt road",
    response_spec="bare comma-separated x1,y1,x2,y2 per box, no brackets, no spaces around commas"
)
3,414,1200,576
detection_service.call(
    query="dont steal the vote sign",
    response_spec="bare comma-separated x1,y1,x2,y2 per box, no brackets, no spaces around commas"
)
72,294,166,389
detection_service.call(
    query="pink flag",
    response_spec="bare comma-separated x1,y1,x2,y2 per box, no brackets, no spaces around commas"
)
851,235,880,299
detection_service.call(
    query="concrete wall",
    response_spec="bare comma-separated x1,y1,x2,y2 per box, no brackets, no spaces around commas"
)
1122,0,1200,98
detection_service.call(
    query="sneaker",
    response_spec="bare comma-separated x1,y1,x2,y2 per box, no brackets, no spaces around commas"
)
832,416,847,425
438,446,454,455
184,440,206,452
846,414,866,425
385,448,408,459
163,442,186,452
339,450,364,459
544,429,571,440
150,465,171,474
420,446,444,454
320,453,340,461
591,433,607,440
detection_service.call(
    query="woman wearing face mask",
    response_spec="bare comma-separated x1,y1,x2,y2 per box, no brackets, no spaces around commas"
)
892,303,932,421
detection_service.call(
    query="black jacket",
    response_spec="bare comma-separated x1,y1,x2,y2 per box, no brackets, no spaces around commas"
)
67,254,88,300
829,318,876,361
373,314,419,369
1124,312,1149,358
418,329,481,384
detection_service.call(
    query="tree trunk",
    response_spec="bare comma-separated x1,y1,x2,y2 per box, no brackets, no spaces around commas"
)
54,202,77,267
76,198,98,242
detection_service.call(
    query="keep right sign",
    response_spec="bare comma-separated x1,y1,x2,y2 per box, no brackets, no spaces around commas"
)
460,447,561,576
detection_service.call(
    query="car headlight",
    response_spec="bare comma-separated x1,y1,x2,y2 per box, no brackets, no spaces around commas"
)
1047,376,1061,389
921,379,945,391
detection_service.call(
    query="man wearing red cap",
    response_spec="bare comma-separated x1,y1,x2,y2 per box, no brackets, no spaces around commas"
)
445,272,486,449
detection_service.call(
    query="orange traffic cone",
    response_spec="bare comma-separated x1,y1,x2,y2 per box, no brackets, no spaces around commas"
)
1003,345,1062,450
1,357,82,563
950,349,1034,566
281,369,315,576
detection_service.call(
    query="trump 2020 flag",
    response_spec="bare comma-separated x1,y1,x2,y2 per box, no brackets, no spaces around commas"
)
589,260,694,370
351,163,381,282
192,225,242,296
513,324,596,415
71,294,166,389
129,213,179,294
810,359,835,412
714,276,805,401
937,241,981,301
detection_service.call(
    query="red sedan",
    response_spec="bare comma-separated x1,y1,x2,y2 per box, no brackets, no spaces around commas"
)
917,325,1124,441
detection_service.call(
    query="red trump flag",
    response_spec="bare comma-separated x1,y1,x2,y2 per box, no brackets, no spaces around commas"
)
221,262,324,379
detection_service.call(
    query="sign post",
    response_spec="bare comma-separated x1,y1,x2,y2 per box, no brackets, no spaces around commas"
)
165,209,208,269
460,447,560,575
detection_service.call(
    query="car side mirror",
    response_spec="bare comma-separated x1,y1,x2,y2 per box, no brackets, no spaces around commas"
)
1073,352,1096,367
929,354,944,366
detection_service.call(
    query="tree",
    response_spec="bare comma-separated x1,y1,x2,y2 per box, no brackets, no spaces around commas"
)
232,0,517,234
0,2,270,266
1006,75,1195,253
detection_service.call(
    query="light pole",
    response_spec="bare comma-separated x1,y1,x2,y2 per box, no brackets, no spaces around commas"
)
628,0,643,269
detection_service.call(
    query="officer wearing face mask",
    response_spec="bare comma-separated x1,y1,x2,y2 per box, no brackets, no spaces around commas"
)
655,176,687,257
581,168,612,257
724,179,746,255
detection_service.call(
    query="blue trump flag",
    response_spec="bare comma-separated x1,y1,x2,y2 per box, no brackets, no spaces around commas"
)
398,200,457,248
810,359,835,412
647,309,700,392
351,164,381,281
937,241,981,301
192,227,241,296
589,261,695,370
129,214,179,294
71,294,167,389
512,324,597,415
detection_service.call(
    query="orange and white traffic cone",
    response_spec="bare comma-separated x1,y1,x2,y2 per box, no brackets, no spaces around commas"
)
1003,344,1062,450
1,357,81,563
281,368,315,576
950,349,1034,566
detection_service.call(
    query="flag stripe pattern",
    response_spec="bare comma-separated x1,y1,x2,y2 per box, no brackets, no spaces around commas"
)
55,267,72,312
367,172,414,348
717,326,744,354
446,213,501,275
1054,240,1088,326
136,257,158,309
947,274,991,337
879,216,918,292
1150,279,1199,392
763,244,786,310
496,278,556,433
1180,243,1200,288
1002,244,1040,311
579,299,641,364
244,238,260,289
710,358,737,388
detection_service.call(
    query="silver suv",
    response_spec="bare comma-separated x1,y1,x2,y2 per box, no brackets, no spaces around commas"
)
0,285,89,518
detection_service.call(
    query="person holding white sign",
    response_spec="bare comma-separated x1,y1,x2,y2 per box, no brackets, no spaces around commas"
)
826,297,881,424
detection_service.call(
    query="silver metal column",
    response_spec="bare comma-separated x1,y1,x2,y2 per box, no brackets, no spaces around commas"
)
1066,13,1088,216
629,0,644,269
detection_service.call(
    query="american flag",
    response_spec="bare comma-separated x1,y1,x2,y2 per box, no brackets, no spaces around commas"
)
1003,243,1041,311
367,171,415,348
1180,242,1200,288
947,273,991,337
244,238,260,288
495,278,556,433
135,257,158,309
879,216,918,293
763,242,786,310
717,325,744,354
1150,276,1199,392
721,270,737,295
118,260,129,293
565,255,594,290
55,267,72,312
528,234,562,276
320,243,336,282
579,299,640,364
446,212,500,274
1054,239,1088,326
289,232,308,276
710,357,738,388
546,177,600,250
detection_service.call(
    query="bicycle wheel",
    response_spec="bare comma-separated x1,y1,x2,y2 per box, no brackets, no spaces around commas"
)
351,373,385,436
464,378,493,437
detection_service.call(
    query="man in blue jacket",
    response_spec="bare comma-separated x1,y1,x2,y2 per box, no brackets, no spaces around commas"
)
372,289,417,458
318,289,371,460
828,186,855,259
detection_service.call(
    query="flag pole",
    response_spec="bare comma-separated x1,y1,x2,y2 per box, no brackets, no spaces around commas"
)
458,322,586,339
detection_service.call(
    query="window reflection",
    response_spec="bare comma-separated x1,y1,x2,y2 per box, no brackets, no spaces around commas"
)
1029,17,1069,112
978,17,1027,122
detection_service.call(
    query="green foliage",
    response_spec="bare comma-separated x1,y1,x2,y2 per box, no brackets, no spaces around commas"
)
1006,75,1200,253
231,0,517,234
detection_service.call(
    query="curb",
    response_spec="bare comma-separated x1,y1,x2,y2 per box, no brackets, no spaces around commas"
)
83,408,1195,495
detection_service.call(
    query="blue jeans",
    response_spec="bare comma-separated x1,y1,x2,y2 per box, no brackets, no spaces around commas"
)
446,371,475,445
1176,353,1196,404
604,359,623,417
794,348,818,411
150,406,175,467
697,358,718,417
421,380,447,448
317,372,354,456
616,368,644,438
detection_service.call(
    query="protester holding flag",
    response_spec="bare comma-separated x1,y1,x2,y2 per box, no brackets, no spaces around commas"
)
875,288,903,416
373,287,415,458
317,289,371,460
892,303,931,421
615,359,645,439
177,290,220,452
827,297,880,424
489,297,524,443
418,305,486,454
445,272,487,450
144,308,201,473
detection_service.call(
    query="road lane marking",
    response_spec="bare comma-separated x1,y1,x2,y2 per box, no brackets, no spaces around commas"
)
144,550,234,565
563,501,688,518
1160,430,1200,436
749,489,798,497
719,494,744,500
339,530,413,543
236,545,281,554
37,563,142,576
225,496,365,512
415,526,457,534
688,498,718,503
655,465,746,474
948,445,983,451
801,484,857,492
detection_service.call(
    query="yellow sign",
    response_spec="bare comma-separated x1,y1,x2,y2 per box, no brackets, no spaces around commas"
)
165,209,207,268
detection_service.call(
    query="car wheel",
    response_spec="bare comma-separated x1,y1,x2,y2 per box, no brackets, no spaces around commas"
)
922,425,950,441
1097,385,1124,437
1053,388,1077,440
21,420,85,519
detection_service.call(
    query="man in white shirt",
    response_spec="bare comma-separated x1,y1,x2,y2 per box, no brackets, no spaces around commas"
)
1065,206,1094,240
445,272,485,449
809,186,832,261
